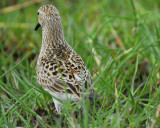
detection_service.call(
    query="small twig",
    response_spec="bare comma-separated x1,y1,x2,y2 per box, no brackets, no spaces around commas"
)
0,22,32,28
157,80,160,86
105,106,112,111
150,104,160,128
70,111,80,128
112,29,125,50
114,81,118,103
0,0,43,13
92,48,101,67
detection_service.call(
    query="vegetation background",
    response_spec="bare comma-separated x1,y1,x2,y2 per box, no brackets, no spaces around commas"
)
0,0,160,127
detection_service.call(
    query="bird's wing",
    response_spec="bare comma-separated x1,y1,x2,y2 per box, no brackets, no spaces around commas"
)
37,51,93,99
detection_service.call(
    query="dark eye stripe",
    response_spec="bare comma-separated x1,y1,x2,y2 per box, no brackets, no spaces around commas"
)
38,12,39,15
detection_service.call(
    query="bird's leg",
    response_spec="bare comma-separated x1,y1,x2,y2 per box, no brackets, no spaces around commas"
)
52,98,63,114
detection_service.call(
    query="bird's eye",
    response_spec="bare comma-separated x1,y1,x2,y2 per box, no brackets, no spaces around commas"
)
38,12,39,15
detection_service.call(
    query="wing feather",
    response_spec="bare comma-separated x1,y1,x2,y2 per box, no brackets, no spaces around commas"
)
37,51,93,99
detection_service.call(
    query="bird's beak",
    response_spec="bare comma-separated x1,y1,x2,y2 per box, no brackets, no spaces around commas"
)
34,23,41,31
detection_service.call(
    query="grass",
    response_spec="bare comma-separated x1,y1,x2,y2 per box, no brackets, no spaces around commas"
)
0,0,160,127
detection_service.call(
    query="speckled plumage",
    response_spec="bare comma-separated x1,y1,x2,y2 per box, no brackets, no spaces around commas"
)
35,5,95,113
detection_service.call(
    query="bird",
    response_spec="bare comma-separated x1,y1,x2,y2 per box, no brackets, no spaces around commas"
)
35,4,98,114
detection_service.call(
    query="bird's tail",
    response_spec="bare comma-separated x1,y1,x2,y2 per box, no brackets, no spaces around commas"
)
89,93,101,104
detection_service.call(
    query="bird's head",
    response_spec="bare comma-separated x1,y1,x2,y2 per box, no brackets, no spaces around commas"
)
35,5,61,31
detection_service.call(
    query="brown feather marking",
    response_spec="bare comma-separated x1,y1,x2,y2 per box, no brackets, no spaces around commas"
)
53,83,64,91
48,85,60,92
66,82,81,98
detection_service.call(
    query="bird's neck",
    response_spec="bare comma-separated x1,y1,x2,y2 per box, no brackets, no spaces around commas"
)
39,23,68,57
42,22,65,46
